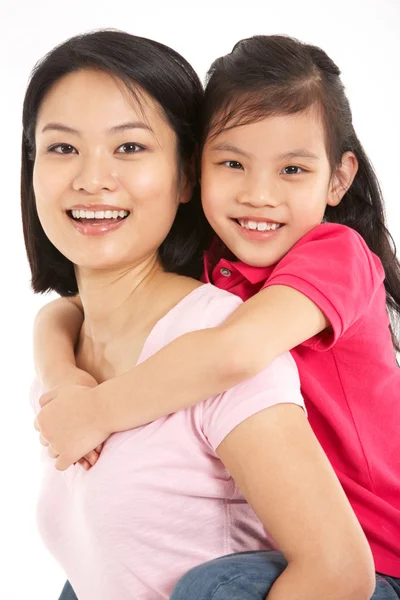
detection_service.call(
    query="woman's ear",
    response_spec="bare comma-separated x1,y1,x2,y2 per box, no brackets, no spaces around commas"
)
179,157,197,205
327,152,358,207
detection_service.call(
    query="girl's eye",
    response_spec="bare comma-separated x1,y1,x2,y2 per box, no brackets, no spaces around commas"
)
223,160,243,170
282,165,304,175
49,144,77,154
116,143,144,154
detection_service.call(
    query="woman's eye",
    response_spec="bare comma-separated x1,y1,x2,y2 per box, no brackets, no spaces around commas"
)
223,160,243,170
282,165,303,175
49,144,77,154
116,143,143,154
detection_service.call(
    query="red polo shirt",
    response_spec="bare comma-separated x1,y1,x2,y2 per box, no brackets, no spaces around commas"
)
203,223,400,577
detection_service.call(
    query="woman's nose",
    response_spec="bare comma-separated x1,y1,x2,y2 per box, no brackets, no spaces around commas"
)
72,155,118,194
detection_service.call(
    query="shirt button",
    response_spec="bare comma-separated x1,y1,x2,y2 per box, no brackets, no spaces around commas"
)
220,267,231,277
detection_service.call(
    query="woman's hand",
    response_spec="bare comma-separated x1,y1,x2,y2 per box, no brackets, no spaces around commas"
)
34,383,111,471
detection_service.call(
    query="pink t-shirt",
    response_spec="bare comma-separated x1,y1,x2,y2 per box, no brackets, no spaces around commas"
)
32,284,304,600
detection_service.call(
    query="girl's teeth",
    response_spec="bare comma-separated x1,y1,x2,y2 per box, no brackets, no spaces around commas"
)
238,219,281,231
71,209,129,220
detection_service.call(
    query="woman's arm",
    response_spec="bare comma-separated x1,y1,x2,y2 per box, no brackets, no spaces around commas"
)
216,403,375,600
34,296,96,389
98,284,328,432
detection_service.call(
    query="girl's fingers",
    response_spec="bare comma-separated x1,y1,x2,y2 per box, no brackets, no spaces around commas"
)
47,445,59,459
39,390,56,408
39,434,49,447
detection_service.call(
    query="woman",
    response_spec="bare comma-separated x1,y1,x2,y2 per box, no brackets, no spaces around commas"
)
24,31,374,599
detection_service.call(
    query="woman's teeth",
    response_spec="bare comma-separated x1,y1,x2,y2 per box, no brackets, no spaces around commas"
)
71,209,129,220
238,219,282,231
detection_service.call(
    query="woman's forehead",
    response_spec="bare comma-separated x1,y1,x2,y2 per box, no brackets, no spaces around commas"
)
36,69,167,133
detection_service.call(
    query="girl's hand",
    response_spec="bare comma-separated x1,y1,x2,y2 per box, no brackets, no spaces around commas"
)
34,384,111,471
39,368,103,470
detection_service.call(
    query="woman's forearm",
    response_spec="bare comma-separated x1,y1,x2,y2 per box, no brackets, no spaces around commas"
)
268,560,374,600
34,297,84,389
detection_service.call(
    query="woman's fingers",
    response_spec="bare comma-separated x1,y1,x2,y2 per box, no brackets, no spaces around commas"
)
84,450,100,466
77,458,92,470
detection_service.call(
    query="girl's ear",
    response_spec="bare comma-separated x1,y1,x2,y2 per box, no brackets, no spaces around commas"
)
327,151,358,207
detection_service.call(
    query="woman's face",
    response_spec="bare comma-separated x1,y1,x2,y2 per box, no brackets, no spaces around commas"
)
33,69,190,273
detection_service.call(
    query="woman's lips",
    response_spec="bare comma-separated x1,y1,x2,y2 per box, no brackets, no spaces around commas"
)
68,213,129,237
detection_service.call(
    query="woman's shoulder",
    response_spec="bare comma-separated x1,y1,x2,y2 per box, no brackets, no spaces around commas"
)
158,284,242,343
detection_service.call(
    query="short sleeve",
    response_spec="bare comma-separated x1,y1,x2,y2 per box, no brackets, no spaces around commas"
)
262,223,385,350
201,351,304,451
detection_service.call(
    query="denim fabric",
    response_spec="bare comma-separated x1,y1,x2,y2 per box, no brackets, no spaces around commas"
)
170,551,400,600
58,551,400,599
58,581,77,600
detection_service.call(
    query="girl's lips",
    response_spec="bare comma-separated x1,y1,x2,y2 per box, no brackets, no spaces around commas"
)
68,214,129,237
233,219,284,241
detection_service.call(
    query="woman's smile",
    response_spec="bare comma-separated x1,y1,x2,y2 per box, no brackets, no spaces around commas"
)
68,205,130,237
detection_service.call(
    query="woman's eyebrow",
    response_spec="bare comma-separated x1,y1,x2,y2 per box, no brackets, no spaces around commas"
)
40,121,153,135
109,121,153,134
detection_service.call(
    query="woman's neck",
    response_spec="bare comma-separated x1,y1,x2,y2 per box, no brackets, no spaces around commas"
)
74,256,201,380
76,255,169,344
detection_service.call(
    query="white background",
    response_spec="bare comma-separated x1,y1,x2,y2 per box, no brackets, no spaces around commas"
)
1,1,399,598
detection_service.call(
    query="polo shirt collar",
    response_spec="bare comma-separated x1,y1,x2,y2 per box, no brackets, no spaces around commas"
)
203,237,274,285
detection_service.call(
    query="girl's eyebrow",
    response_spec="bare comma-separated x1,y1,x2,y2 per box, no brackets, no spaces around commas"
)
277,149,320,161
208,143,320,162
40,121,153,135
209,143,252,159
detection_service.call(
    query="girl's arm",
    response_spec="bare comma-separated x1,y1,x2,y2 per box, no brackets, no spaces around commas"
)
216,403,375,600
33,296,96,389
98,284,328,432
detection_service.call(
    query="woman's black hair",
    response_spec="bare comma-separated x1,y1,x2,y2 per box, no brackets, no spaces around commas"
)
202,35,400,351
22,29,210,296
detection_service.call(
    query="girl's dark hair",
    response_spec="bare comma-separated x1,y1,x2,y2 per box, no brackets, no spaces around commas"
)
22,30,210,296
202,34,400,352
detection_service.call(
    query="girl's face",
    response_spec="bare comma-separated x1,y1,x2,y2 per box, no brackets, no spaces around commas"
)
34,69,190,273
201,109,357,267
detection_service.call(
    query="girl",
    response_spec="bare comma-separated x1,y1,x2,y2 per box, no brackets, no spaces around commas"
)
33,35,400,597
25,30,372,600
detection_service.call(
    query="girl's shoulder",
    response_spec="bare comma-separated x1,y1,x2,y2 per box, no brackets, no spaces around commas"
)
295,223,372,254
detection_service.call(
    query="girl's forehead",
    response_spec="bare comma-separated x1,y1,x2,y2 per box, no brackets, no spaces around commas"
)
205,110,326,151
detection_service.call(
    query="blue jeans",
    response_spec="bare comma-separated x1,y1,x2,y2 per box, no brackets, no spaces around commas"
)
59,551,400,599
